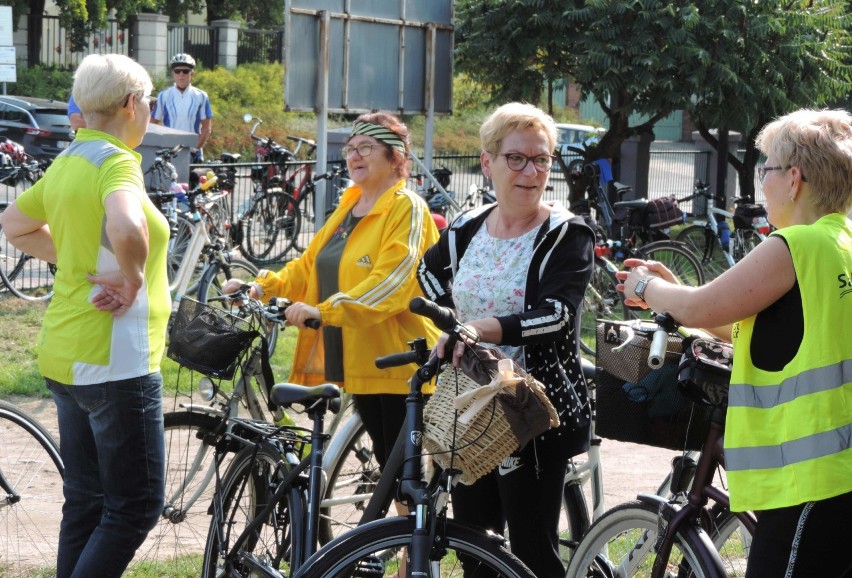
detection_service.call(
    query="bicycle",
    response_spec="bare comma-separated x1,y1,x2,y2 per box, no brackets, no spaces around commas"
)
132,289,372,573
0,159,55,302
566,313,755,578
676,180,771,281
238,114,304,265
0,399,64,577
210,296,537,578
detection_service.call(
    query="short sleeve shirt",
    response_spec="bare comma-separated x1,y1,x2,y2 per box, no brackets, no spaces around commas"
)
15,129,171,385
152,85,213,134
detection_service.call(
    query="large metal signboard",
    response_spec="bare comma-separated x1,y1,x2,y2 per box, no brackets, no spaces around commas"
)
285,0,453,114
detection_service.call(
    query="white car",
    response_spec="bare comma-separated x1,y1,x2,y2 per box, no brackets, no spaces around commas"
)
553,123,605,174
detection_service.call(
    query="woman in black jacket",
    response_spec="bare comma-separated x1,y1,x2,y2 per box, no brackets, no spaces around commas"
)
417,102,595,577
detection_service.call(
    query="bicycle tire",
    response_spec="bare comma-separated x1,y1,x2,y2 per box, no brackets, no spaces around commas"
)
130,410,227,574
195,256,279,356
205,195,233,249
0,400,64,577
297,516,537,578
0,222,55,301
240,191,302,265
202,442,301,578
166,213,199,291
639,240,706,287
676,224,731,282
565,500,722,578
318,418,380,545
294,182,316,253
559,479,591,563
579,257,628,355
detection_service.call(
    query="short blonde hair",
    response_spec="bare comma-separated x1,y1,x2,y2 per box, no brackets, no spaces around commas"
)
480,102,558,154
755,108,852,214
72,54,153,118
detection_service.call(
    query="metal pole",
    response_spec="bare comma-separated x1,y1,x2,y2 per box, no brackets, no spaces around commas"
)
423,24,436,172
315,10,330,229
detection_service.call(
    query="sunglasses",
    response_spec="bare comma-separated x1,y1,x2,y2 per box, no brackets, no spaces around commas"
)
173,68,192,75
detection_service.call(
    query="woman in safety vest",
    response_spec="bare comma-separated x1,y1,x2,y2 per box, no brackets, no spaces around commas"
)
618,108,851,578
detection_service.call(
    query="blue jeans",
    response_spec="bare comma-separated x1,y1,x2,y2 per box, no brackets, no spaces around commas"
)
47,374,165,578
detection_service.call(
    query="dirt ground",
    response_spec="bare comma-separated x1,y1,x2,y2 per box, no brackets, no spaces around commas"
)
0,398,676,574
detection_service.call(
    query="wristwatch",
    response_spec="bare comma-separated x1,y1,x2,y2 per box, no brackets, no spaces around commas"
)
633,276,656,301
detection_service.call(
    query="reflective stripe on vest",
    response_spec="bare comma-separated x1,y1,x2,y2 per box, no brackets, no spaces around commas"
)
726,422,851,471
729,359,852,409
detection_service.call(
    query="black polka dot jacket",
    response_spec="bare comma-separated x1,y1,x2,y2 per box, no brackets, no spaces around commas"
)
417,202,595,462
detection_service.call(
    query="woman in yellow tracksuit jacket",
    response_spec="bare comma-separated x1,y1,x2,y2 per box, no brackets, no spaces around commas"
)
227,112,439,471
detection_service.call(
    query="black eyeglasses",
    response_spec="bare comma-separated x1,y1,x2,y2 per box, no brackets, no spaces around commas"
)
757,165,788,184
341,143,375,159
495,152,554,173
173,68,192,75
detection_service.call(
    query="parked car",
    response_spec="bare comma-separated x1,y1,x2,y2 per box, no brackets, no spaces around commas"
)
554,123,606,173
0,96,73,160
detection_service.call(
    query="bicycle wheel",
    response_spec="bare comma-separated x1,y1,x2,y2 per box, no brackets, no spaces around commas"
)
240,191,301,266
640,240,705,287
676,224,731,282
299,516,537,577
565,500,720,578
731,228,761,262
205,195,234,249
202,443,301,578
0,222,55,301
318,418,380,545
705,502,751,577
580,257,628,355
196,256,279,356
0,400,64,577
130,411,227,574
294,182,315,253
166,213,198,289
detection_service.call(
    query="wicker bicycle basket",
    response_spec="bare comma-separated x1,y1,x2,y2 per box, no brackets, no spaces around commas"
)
423,348,559,485
167,298,259,380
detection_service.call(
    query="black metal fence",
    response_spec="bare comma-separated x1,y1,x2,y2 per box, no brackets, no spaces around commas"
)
28,15,131,70
167,24,218,69
237,28,284,64
24,15,282,71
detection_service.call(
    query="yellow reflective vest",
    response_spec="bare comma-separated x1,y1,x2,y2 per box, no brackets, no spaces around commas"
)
726,213,852,512
254,179,440,394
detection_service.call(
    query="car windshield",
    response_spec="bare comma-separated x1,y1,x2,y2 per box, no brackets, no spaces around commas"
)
34,111,70,128
559,127,597,144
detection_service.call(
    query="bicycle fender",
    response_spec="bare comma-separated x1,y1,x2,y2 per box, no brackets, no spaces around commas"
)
636,493,728,576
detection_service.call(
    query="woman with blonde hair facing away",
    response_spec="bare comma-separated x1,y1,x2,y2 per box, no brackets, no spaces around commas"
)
418,102,595,577
0,54,169,578
618,108,852,578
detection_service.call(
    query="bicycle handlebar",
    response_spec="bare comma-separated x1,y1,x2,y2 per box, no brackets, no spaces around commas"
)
409,296,480,344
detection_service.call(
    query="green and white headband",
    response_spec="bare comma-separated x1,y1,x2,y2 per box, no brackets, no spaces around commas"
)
351,122,407,154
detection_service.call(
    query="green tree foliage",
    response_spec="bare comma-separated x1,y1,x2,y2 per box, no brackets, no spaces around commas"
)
455,0,852,194
683,0,852,199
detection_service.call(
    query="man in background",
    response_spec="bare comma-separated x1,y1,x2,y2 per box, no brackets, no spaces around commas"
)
151,53,213,162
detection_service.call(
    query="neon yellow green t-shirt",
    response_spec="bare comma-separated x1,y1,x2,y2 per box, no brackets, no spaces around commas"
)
15,129,170,384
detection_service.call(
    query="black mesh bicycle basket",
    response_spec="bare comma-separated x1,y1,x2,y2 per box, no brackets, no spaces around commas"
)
594,321,712,451
167,298,259,379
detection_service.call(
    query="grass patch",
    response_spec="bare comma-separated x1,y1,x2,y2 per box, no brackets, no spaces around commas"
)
0,296,50,397
0,295,298,401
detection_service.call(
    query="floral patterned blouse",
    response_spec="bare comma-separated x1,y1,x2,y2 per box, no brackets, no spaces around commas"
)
453,222,538,365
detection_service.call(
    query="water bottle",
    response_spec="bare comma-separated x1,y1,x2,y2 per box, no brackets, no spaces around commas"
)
717,221,731,252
